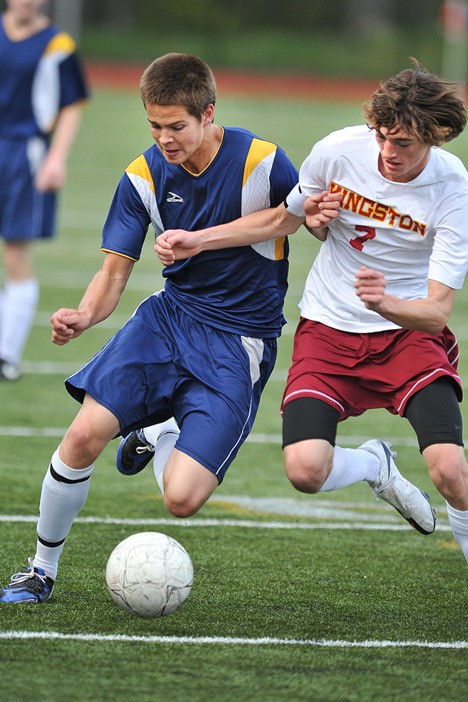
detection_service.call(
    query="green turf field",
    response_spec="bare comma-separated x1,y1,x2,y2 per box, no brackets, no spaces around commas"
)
1,86,468,702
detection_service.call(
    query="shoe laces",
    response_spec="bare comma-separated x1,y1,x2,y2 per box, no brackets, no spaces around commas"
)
135,445,152,454
135,429,154,453
8,557,37,586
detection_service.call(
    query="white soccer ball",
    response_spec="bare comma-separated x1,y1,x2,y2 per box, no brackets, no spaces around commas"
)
105,531,194,618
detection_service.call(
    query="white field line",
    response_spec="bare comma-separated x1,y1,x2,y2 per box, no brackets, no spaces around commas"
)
0,630,466,649
0,510,456,650
0,514,451,531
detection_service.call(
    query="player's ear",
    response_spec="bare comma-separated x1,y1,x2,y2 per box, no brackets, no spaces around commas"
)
203,104,215,125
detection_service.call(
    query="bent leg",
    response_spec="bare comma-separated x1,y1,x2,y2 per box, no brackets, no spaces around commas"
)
282,398,378,493
423,443,468,563
163,448,219,518
404,377,467,506
282,398,436,533
35,395,121,578
283,438,334,493
422,443,468,509
405,377,468,559
60,393,121,467
282,398,338,491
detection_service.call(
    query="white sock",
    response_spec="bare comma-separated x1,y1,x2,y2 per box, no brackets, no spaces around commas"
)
153,431,179,494
320,445,380,492
0,278,39,365
143,418,179,446
34,449,94,579
0,288,4,326
142,419,180,494
446,502,468,564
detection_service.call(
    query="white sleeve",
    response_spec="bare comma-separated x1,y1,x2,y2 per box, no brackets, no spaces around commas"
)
284,183,307,216
298,141,330,194
429,197,468,289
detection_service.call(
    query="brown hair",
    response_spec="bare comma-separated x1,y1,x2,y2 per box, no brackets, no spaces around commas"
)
140,53,216,120
363,60,467,146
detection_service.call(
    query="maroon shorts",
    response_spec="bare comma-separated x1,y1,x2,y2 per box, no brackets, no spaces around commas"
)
282,319,462,420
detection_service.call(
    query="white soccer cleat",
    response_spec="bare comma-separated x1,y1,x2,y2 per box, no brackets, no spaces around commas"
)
361,439,436,535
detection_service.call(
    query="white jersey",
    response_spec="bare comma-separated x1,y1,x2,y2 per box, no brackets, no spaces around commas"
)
286,125,468,332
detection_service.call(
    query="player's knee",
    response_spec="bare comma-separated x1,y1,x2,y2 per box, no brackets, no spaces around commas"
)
283,444,325,494
63,425,96,460
163,499,199,519
424,445,468,499
163,491,202,519
430,459,463,492
162,456,218,518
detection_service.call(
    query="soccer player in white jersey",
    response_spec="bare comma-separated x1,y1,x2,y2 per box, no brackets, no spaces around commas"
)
152,62,468,569
0,0,89,380
0,52,341,603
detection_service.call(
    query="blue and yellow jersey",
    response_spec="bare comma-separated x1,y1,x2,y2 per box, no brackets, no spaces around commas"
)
0,22,89,139
102,127,298,338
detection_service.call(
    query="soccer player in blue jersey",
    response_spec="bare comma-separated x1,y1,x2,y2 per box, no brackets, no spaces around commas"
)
0,0,89,380
0,52,339,603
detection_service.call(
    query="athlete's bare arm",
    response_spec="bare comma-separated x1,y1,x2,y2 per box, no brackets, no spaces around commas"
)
355,266,456,334
35,104,83,193
155,190,341,265
51,252,134,345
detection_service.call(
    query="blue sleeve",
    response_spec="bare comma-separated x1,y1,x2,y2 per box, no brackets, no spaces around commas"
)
59,51,90,107
101,174,151,261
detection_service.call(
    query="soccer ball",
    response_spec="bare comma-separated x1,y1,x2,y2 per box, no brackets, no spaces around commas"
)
105,531,194,618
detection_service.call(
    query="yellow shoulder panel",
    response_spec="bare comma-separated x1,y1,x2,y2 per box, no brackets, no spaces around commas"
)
125,155,155,194
45,32,77,56
243,139,276,187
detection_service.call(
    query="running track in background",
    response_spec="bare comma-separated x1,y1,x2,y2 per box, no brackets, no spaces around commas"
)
86,61,380,101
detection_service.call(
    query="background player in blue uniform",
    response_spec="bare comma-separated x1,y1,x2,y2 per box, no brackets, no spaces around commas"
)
0,0,89,380
0,52,339,603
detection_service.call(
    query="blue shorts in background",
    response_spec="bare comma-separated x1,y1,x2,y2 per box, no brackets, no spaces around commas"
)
0,136,56,241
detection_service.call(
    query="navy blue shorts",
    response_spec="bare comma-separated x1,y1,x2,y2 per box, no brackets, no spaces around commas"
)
0,136,56,241
66,292,277,482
